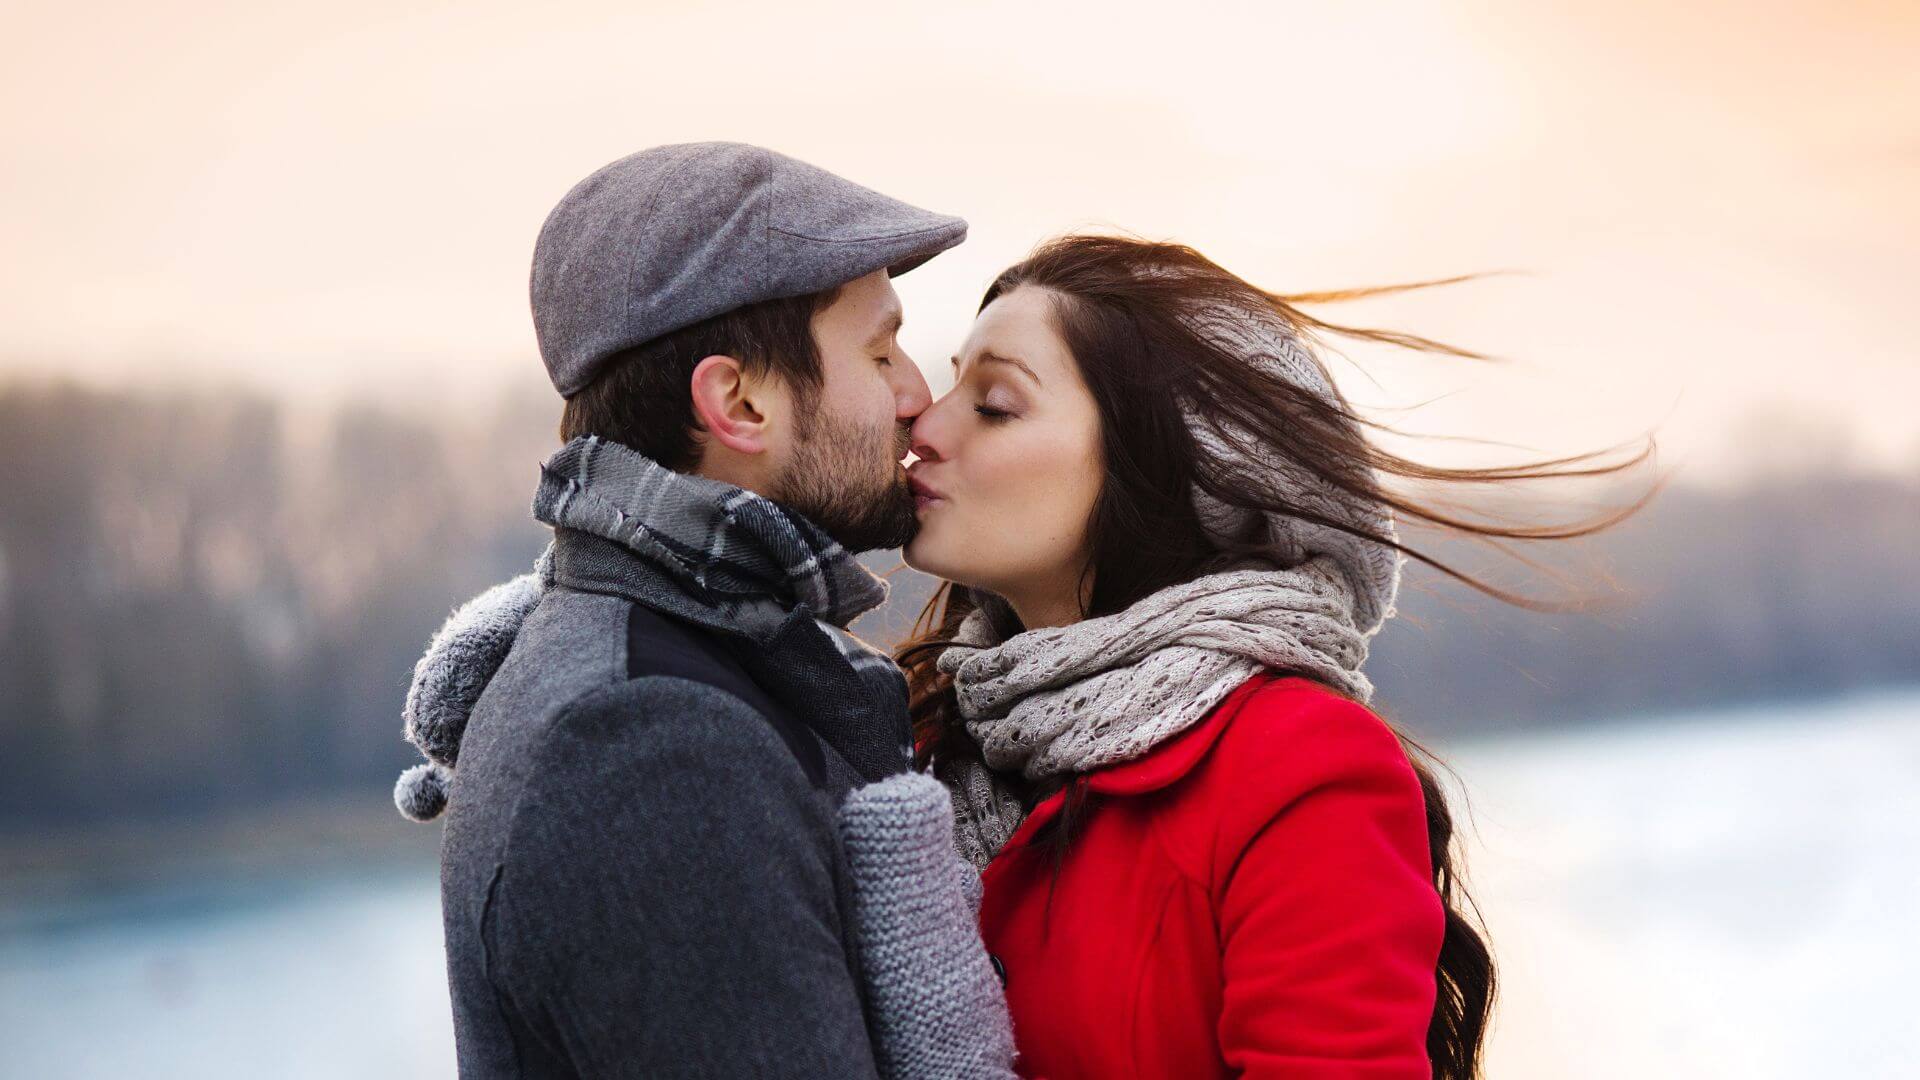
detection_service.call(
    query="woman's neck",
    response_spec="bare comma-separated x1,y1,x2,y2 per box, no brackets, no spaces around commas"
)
999,568,1094,631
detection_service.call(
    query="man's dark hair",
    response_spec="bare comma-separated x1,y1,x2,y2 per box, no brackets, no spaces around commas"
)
559,283,844,471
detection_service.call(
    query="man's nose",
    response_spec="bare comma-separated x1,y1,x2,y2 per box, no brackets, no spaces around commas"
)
893,347,934,420
908,402,945,463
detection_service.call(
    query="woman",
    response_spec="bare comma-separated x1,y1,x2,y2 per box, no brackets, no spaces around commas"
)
892,234,1652,1079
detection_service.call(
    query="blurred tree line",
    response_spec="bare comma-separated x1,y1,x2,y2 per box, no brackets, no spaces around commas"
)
0,381,1914,830
0,382,554,829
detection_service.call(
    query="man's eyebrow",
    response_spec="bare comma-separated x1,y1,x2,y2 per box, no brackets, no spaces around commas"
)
865,309,904,348
951,350,1043,387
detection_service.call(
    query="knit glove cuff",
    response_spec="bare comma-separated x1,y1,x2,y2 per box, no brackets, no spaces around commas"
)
838,771,1019,1080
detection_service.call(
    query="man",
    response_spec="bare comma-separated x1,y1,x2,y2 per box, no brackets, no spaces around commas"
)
393,142,969,1077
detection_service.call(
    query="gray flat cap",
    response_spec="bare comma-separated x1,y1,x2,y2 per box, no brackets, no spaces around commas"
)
530,141,968,397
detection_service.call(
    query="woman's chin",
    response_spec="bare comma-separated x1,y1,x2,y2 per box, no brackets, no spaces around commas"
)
900,534,934,574
901,531,956,579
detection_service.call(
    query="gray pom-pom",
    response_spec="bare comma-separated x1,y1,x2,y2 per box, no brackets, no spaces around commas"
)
395,762,452,822
402,572,544,767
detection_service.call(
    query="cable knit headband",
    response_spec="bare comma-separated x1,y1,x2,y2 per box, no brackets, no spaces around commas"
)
1171,295,1405,638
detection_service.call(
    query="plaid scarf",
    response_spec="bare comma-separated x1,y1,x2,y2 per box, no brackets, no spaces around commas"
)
534,434,891,632
394,435,914,822
534,435,911,778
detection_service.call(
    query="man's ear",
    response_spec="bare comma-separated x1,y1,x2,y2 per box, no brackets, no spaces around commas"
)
689,354,774,455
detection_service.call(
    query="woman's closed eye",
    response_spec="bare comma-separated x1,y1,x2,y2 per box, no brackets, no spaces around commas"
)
974,403,1015,422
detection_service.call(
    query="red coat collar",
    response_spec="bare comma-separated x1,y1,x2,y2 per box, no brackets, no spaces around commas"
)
990,671,1279,858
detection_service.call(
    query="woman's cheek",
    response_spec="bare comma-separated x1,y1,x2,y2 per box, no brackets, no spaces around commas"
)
964,447,1031,578
1000,462,1066,570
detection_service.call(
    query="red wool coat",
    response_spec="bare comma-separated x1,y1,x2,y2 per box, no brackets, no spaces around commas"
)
976,671,1445,1079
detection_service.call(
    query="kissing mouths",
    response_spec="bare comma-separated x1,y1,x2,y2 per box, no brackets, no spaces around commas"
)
906,471,945,512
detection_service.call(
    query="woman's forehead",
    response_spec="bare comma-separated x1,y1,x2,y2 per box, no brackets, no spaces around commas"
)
958,286,1074,378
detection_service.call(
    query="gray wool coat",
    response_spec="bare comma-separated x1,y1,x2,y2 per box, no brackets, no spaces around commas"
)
419,527,1014,1078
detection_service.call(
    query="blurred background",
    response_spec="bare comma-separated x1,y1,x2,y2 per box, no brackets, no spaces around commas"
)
2,1,1916,1076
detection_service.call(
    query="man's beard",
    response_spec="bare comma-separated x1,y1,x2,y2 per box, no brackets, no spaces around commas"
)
773,405,918,553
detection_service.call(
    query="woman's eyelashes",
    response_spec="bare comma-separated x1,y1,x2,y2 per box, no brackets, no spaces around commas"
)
973,399,1020,423
953,368,1021,422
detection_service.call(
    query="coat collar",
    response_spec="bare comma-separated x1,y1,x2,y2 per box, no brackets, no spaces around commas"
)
990,671,1280,859
552,528,912,782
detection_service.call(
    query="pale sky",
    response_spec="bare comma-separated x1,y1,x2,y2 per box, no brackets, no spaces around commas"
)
3,0,1915,483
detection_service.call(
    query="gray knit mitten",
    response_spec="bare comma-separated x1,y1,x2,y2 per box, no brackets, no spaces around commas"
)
837,772,1019,1080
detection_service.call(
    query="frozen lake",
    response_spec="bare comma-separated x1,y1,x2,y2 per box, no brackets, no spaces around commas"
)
1450,686,1920,1079
3,686,1916,1078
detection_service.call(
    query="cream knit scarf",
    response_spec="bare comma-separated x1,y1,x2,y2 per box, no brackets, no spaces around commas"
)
935,551,1377,871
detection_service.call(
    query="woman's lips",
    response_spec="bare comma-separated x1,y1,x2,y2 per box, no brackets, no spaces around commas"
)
907,473,945,511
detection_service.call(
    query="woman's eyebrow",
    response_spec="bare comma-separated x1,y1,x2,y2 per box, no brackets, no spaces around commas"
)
950,351,1043,388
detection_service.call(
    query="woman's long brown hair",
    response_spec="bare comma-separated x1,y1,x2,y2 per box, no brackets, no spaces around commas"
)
895,233,1662,1080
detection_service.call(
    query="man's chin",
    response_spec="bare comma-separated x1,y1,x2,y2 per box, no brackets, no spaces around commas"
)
773,434,919,552
792,481,918,554
842,486,920,553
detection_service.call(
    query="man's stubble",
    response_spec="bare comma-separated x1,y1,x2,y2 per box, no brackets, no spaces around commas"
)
774,398,919,554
